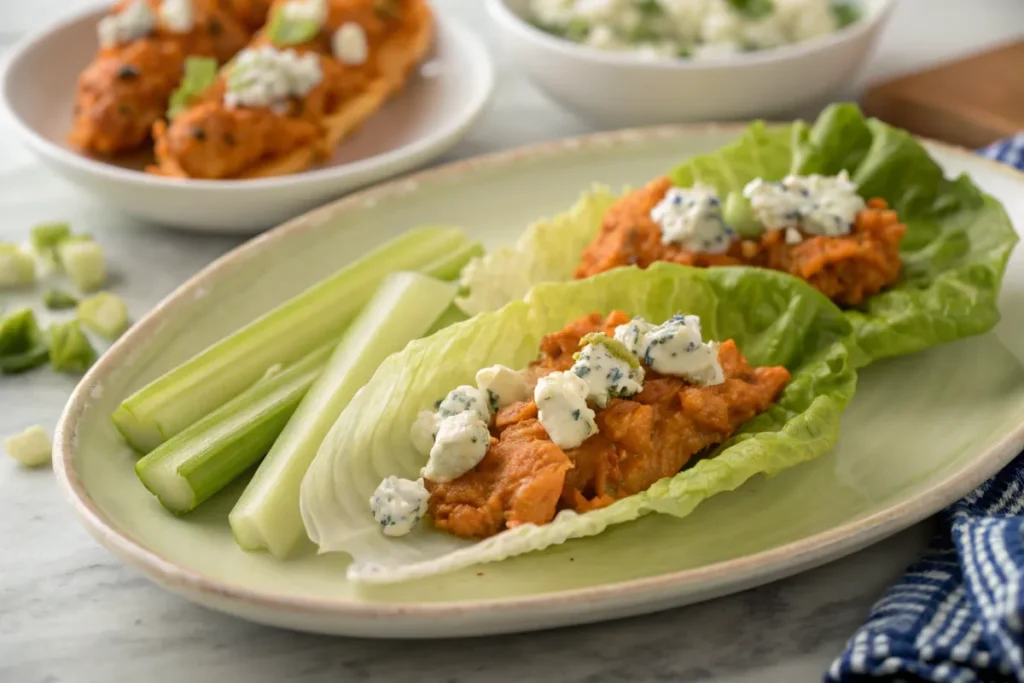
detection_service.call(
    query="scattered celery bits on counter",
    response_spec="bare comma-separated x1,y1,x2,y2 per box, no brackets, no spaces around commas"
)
0,308,49,374
59,238,107,292
0,243,36,289
3,425,53,468
48,321,97,373
43,289,79,311
78,292,129,339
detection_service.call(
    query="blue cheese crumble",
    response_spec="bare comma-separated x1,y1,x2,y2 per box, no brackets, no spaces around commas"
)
97,0,156,48
410,409,441,456
743,171,866,238
422,412,492,483
650,186,736,254
158,0,194,34
534,371,597,450
223,47,323,110
475,365,530,413
369,476,429,537
437,385,491,422
571,335,644,408
617,314,724,386
333,22,369,65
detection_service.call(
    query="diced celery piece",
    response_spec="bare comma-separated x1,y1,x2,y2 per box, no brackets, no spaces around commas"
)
265,7,320,47
59,239,107,292
30,222,71,255
723,191,763,238
48,321,97,373
167,57,219,120
229,272,457,558
78,292,130,339
0,244,36,289
0,309,48,374
112,227,480,454
3,426,52,468
43,289,79,311
135,343,333,513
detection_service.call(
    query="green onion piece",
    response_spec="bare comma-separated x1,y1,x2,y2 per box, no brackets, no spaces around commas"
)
0,308,49,374
78,292,130,339
30,222,71,255
266,8,321,47
722,191,763,238
43,288,79,311
229,272,458,558
3,425,53,468
112,227,481,454
58,240,107,292
0,244,36,289
135,343,333,513
167,57,219,120
831,1,861,28
48,321,97,373
726,0,774,19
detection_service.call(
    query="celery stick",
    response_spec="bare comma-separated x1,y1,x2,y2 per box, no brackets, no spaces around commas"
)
229,272,457,557
426,304,469,335
135,343,333,513
112,227,478,454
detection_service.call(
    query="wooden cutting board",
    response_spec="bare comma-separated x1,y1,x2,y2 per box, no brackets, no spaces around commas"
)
861,39,1024,148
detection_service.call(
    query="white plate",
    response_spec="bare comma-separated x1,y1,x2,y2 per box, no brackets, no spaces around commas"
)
55,125,1024,638
0,4,494,233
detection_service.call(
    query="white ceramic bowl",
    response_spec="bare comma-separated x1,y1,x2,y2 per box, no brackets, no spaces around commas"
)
487,0,893,127
0,5,494,233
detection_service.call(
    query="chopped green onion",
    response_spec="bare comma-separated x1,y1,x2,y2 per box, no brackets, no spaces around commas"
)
43,288,79,311
48,321,96,373
726,0,774,19
112,227,481,454
167,57,219,120
30,222,71,256
0,244,36,289
78,292,129,339
135,343,333,513
229,272,458,558
59,239,107,292
0,308,48,374
831,1,861,28
266,8,321,47
723,191,763,238
3,426,52,468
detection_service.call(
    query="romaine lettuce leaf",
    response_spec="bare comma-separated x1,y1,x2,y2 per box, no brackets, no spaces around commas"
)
670,103,1018,367
300,264,856,584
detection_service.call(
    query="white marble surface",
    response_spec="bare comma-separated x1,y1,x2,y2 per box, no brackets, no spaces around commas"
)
2,2,1023,681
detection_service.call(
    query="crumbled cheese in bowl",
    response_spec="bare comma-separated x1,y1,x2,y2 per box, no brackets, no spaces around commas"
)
332,22,370,65
97,0,157,48
223,47,323,110
651,185,736,253
369,476,429,537
529,0,855,61
159,0,194,34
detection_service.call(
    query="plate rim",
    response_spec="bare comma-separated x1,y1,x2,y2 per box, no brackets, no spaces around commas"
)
54,122,1024,625
0,2,495,193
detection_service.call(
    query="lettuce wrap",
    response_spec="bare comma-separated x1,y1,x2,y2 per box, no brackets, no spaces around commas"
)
300,264,856,584
457,104,1018,368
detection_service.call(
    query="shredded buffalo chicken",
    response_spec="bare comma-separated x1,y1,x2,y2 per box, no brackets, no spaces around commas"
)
425,311,790,539
574,177,907,306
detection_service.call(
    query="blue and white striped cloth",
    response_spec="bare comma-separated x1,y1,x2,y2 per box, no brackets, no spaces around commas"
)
827,133,1024,683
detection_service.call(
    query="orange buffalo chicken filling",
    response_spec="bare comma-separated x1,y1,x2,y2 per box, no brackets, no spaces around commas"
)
574,177,907,306
425,311,790,540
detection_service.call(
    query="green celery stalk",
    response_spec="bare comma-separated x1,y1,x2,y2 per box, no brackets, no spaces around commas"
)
134,343,333,513
229,271,458,558
112,227,479,454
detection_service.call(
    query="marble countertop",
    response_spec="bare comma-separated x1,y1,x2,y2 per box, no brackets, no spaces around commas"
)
2,2,1023,681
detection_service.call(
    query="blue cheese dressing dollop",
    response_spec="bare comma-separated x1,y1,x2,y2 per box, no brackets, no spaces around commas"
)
650,185,736,253
369,475,429,537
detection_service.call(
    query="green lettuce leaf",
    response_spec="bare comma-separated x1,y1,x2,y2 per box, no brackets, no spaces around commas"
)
300,264,856,584
670,103,1018,367
455,186,618,316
